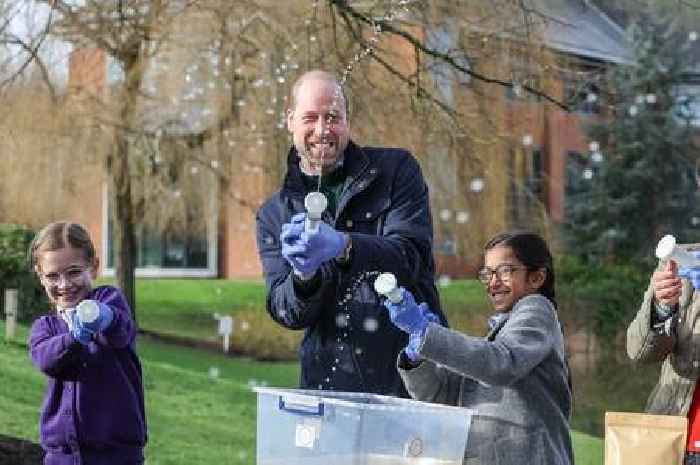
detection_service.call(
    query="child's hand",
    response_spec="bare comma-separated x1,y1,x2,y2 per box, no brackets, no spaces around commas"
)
76,300,114,332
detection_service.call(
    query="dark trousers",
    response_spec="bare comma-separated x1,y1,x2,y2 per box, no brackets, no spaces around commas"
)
687,452,700,465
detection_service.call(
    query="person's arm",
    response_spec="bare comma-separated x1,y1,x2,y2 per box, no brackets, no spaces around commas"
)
416,295,558,386
397,354,462,406
29,317,82,378
627,262,679,363
89,286,136,349
256,206,335,329
346,154,433,288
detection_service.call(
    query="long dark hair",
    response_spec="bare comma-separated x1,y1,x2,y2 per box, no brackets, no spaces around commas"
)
484,231,556,308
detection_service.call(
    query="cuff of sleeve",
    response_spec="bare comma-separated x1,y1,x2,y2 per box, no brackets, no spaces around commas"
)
652,299,676,322
292,270,322,297
398,350,423,369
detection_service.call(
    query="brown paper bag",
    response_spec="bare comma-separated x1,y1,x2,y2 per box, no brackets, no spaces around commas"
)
605,411,687,465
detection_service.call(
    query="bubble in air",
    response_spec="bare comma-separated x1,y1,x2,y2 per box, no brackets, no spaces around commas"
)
363,317,379,332
456,211,470,224
522,134,533,147
586,93,597,103
208,367,220,379
690,31,698,42
470,178,485,192
240,320,250,331
335,314,349,328
439,209,452,221
437,275,452,288
628,105,638,117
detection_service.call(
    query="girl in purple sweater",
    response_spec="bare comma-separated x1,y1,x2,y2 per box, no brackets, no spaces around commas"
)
28,221,146,465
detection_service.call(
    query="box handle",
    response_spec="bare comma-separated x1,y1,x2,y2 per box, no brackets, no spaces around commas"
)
278,396,325,417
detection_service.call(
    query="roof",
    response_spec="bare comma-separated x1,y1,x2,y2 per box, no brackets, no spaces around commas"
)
529,0,634,64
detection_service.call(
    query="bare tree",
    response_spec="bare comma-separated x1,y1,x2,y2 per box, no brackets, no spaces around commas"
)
2,0,600,313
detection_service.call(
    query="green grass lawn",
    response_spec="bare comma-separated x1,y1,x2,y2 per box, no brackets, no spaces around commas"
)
102,278,490,340
2,318,603,464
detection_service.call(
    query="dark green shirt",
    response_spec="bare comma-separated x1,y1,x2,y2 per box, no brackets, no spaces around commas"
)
301,165,347,218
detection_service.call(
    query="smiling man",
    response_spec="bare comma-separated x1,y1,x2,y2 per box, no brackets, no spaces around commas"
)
255,69,447,396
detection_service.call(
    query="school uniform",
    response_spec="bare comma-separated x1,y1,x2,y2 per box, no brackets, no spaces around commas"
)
29,286,146,465
398,294,573,465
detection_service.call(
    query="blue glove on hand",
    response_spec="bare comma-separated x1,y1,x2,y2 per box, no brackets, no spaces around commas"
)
383,288,438,335
280,212,347,277
679,252,700,289
70,311,94,345
404,303,440,361
76,300,114,332
281,213,310,276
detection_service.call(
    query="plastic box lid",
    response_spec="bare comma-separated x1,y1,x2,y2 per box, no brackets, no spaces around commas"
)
254,387,473,465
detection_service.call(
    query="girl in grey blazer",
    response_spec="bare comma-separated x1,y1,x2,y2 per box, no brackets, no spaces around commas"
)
383,231,573,465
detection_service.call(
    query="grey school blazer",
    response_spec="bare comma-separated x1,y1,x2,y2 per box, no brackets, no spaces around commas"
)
398,294,574,465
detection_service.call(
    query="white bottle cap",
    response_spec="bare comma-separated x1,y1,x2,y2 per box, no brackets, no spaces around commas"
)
374,273,403,303
77,300,99,324
656,234,677,260
304,192,328,220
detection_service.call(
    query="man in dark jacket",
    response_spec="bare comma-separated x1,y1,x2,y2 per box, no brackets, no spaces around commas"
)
255,69,446,397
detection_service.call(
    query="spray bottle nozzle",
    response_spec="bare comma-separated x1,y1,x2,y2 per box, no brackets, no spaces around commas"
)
656,234,700,269
304,192,328,234
374,272,403,303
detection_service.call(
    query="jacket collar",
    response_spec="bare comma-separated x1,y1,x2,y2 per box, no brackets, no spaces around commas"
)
282,140,371,197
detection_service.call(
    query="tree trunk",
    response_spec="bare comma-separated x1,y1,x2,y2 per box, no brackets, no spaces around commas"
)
107,46,145,320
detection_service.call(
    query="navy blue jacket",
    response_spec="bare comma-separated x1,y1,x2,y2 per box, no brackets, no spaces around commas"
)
256,141,446,396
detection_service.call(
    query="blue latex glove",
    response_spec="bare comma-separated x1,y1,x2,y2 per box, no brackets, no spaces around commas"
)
280,213,310,276
679,251,700,289
383,288,436,335
280,212,347,277
76,300,114,332
70,311,94,345
404,303,440,361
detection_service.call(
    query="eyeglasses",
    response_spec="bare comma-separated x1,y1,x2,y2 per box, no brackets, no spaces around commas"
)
477,264,527,284
39,267,88,286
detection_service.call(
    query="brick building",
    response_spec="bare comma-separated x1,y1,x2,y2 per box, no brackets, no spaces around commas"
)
54,1,699,279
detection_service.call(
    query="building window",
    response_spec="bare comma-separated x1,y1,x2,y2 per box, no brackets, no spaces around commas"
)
426,21,471,106
675,84,700,127
102,173,218,278
509,147,545,227
564,150,598,211
423,145,458,199
438,237,458,256
564,81,601,114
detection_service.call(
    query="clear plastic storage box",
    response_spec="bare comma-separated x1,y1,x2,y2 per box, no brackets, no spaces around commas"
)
254,387,473,465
